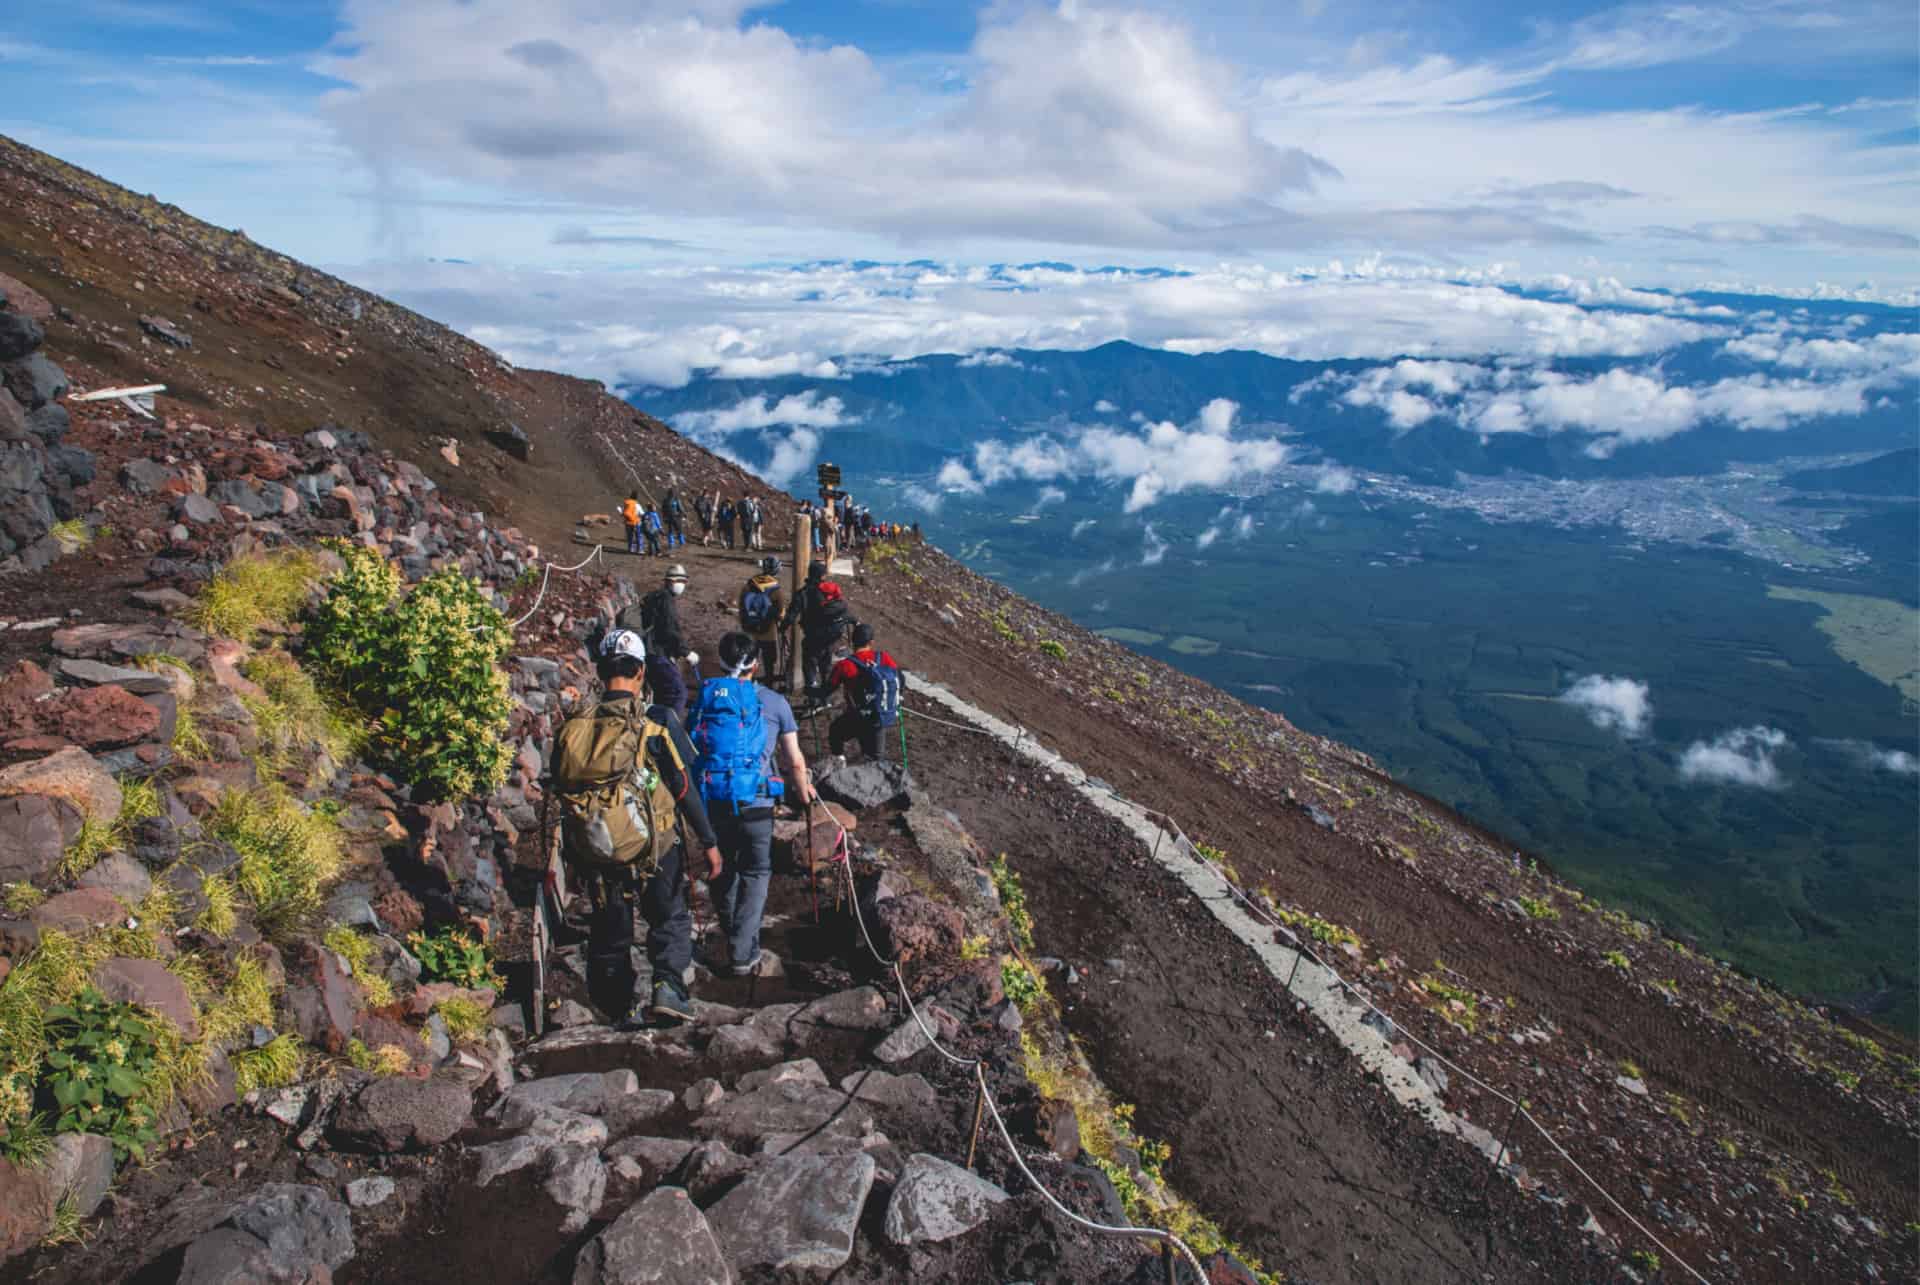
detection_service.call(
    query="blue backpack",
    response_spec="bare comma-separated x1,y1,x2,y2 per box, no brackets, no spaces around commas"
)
690,677,782,808
850,654,901,727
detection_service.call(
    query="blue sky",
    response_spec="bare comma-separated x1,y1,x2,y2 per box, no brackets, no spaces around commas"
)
1,1,1914,381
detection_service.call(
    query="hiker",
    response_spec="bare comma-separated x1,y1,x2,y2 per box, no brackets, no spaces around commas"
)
717,497,737,550
742,495,764,551
550,629,723,1026
621,493,642,556
740,556,785,679
826,622,904,760
664,489,686,548
619,563,687,656
646,630,697,721
781,558,852,704
688,632,817,975
642,504,664,557
695,492,716,547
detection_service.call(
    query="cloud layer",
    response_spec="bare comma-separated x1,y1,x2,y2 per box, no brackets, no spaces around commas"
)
1560,675,1653,737
1679,725,1790,788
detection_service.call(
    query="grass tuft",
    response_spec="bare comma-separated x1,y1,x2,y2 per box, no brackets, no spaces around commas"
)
241,649,365,772
434,996,490,1044
324,924,395,1009
231,1034,304,1095
2,882,45,915
190,549,323,644
196,874,238,938
208,788,343,939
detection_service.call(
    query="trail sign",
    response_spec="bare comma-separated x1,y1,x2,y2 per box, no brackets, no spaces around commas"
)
816,462,841,489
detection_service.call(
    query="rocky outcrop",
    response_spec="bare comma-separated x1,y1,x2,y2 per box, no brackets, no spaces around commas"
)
0,283,88,573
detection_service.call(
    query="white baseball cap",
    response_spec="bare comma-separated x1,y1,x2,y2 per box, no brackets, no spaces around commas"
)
598,628,646,665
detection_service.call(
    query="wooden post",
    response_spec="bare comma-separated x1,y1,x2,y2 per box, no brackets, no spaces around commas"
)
790,512,811,693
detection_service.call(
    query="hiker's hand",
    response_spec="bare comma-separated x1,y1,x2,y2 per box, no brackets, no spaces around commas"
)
702,846,723,881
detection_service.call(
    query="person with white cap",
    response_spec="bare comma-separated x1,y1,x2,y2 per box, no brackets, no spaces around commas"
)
619,562,688,657
550,628,723,1026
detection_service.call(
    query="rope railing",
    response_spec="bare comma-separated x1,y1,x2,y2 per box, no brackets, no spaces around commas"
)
897,689,1714,1285
817,808,1209,1284
474,543,605,632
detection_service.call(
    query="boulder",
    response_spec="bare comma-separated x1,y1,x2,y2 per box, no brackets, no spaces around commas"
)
871,1017,931,1065
31,888,129,936
705,1153,876,1277
92,957,199,1038
0,272,53,323
838,1070,938,1113
0,746,122,823
572,1187,730,1285
815,760,912,812
284,945,363,1053
872,894,964,972
546,1146,609,1233
176,493,221,526
76,852,152,904
694,1081,874,1151
883,1152,1009,1245
706,1022,784,1066
53,657,176,696
138,315,193,348
2,353,66,410
120,459,182,496
671,1141,754,1203
54,685,161,751
0,312,42,363
345,1176,395,1209
792,986,892,1032
736,1058,829,1093
209,479,272,520
177,1226,277,1285
0,1156,55,1260
42,1132,114,1219
223,1183,355,1276
329,1073,473,1152
605,1136,698,1182
492,1069,639,1123
0,792,80,885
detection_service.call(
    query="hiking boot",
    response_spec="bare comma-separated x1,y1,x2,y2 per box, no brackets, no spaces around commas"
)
646,980,694,1025
727,949,766,978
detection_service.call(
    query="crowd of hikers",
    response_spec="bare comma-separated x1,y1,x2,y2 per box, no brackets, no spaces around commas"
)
623,485,917,560
555,539,904,1027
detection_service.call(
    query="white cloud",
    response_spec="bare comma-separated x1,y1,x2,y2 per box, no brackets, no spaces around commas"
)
1233,513,1255,539
1196,524,1221,548
1820,739,1920,776
759,427,821,489
1034,486,1067,509
671,390,850,433
1197,398,1238,435
1313,465,1357,494
1093,399,1118,413
1678,725,1790,788
1140,523,1169,566
1559,674,1652,737
936,459,983,494
1071,518,1098,538
1069,555,1115,585
958,350,1026,369
902,484,943,513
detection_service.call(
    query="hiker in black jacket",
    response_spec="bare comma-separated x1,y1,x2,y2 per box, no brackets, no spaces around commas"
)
560,629,721,1027
618,563,688,655
717,498,737,549
663,489,686,548
781,559,851,705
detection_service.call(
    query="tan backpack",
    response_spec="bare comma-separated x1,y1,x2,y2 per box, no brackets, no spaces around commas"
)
551,700,683,874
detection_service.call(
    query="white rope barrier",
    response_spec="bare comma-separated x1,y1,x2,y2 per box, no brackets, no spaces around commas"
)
898,691,1713,1285
818,811,1209,1284
473,543,605,633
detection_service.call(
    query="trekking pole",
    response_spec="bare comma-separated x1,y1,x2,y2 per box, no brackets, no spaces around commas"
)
806,799,820,926
897,716,909,776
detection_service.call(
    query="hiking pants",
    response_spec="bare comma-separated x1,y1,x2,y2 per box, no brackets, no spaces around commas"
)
625,524,641,555
584,844,692,1015
645,527,663,557
802,632,837,697
749,632,780,681
666,514,684,546
709,807,774,969
829,709,882,760
720,520,735,549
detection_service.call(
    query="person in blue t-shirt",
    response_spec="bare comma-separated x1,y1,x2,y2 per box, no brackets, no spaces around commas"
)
689,632,817,975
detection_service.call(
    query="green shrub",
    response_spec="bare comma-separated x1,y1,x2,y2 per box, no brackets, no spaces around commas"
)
1038,640,1067,661
989,855,1034,952
2,882,44,914
1001,957,1044,1010
1517,895,1559,920
191,549,323,644
231,1035,304,1095
242,649,364,771
306,544,512,800
408,928,502,990
324,924,396,1009
1604,950,1632,972
40,987,162,1161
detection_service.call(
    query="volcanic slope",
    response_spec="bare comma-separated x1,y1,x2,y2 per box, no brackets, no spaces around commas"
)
2,132,1915,1282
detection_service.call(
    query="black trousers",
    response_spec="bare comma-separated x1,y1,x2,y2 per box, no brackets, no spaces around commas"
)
802,634,837,696
829,709,883,759
583,843,691,1017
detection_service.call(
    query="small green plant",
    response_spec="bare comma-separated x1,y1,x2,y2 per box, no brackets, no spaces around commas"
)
191,548,323,644
241,649,364,772
1604,950,1632,972
959,934,991,962
988,611,1018,644
1653,977,1679,996
196,874,238,937
3,882,45,915
231,1035,304,1095
40,1193,86,1248
48,519,93,552
0,1109,52,1165
1620,1059,1644,1080
1102,688,1124,702
434,996,490,1044
1001,956,1044,1010
1038,640,1067,661
324,925,395,1009
119,777,161,827
988,855,1034,952
57,813,117,880
40,987,162,1161
170,702,211,761
1717,1136,1740,1160
1516,895,1559,921
408,928,502,990
1629,1248,1661,1274
346,1038,412,1076
1418,972,1481,1032
1275,907,1360,951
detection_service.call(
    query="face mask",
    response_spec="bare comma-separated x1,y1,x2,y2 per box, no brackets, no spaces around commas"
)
669,582,685,596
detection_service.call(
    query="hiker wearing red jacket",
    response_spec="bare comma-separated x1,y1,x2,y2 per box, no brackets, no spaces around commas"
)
826,623,904,760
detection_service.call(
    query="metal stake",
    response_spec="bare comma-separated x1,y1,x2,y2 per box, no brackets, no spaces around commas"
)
1163,1242,1179,1285
1480,1096,1522,1199
964,1077,988,1171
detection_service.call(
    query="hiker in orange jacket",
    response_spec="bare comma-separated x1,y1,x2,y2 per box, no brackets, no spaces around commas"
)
621,493,642,555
